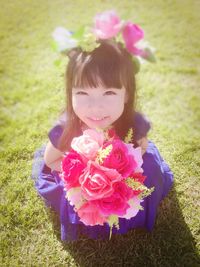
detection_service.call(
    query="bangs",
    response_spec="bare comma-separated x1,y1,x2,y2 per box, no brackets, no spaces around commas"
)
71,43,128,89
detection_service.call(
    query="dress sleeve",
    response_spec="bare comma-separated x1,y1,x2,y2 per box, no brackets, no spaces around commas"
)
134,112,151,140
48,124,64,149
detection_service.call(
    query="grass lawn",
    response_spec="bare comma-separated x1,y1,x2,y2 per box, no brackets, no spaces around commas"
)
0,0,200,266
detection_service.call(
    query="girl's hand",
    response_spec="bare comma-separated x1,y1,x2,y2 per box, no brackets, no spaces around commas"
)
44,141,64,172
136,137,148,156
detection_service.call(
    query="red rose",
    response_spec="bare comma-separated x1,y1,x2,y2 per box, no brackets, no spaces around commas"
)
131,172,146,184
96,182,132,216
102,140,137,178
106,128,119,140
61,150,86,189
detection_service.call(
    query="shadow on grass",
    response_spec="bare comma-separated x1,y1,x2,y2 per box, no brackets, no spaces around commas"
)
49,188,200,267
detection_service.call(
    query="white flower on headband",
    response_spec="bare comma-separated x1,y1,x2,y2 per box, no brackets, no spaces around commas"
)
52,27,78,52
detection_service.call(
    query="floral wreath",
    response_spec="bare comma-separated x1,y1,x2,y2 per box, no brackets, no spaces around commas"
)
52,10,156,73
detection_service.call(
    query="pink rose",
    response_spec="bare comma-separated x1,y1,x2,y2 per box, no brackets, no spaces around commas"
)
77,201,107,226
61,150,85,189
102,140,137,178
126,145,143,173
79,161,122,200
71,129,104,160
122,22,145,56
96,182,133,216
93,10,122,39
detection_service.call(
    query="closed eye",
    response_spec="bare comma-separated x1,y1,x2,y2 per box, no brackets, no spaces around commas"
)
76,91,88,95
104,91,117,96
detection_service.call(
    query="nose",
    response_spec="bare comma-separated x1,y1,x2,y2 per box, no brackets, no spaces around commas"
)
88,95,104,111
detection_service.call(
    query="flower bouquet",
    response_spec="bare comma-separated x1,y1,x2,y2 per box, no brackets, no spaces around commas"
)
60,128,154,238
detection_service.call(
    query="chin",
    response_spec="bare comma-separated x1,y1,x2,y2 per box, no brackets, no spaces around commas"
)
83,118,111,130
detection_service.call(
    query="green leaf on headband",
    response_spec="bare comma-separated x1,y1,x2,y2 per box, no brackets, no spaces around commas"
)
142,47,156,63
132,57,141,74
73,26,86,40
79,32,100,52
115,33,125,47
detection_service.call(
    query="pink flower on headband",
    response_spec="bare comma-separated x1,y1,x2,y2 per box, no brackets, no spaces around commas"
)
93,10,122,39
122,22,145,56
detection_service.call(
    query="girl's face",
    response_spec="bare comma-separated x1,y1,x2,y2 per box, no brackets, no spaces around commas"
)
72,86,128,129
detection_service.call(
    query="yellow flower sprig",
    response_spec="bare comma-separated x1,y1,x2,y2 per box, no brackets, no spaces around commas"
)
126,178,154,198
124,128,134,143
96,144,113,164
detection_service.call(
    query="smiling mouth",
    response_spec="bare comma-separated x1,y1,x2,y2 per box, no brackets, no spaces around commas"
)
88,116,109,122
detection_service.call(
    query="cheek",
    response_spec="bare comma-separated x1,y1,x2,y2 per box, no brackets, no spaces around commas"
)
104,101,124,123
109,97,125,115
115,101,125,117
72,97,87,113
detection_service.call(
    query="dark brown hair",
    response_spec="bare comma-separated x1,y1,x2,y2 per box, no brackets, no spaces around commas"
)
58,39,137,152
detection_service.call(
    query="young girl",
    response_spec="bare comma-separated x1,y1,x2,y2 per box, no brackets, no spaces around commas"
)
32,17,173,241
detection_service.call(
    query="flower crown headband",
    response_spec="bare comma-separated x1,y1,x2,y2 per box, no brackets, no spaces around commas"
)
52,10,156,73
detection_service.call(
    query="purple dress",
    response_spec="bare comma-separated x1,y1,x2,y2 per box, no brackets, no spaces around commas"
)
32,113,174,241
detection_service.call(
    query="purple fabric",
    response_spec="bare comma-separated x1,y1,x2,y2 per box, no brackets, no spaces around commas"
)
32,114,173,241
